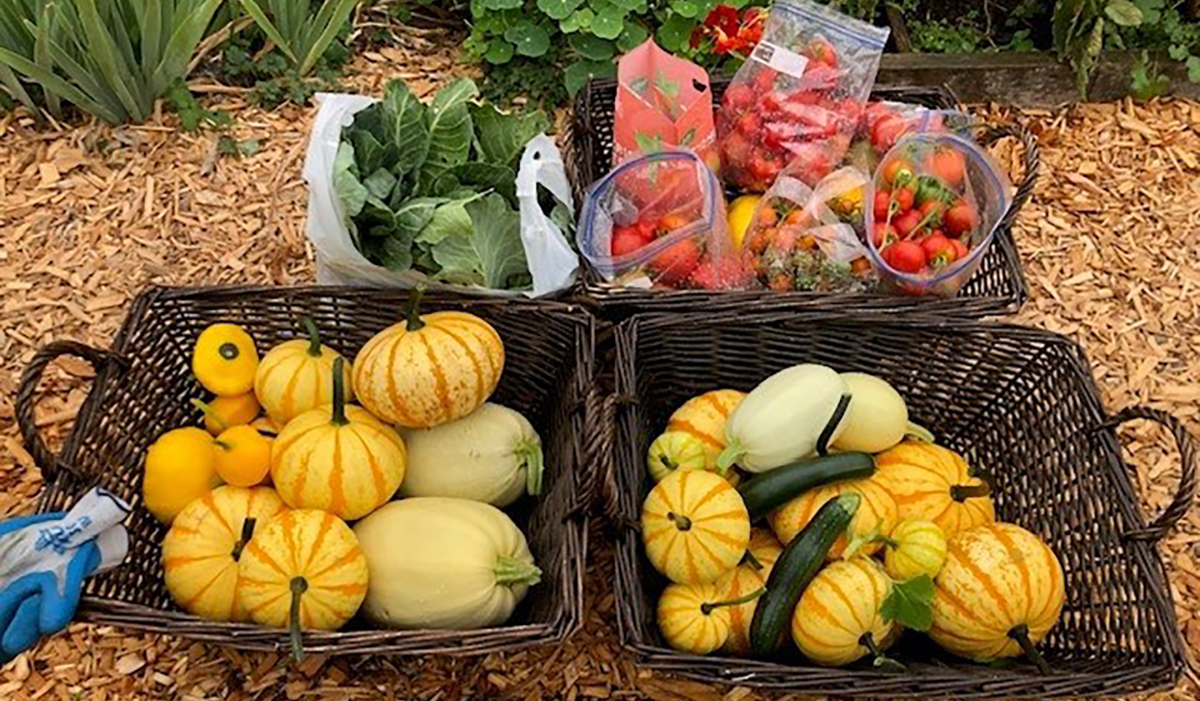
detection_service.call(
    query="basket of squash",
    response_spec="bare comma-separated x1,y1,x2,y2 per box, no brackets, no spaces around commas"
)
15,285,595,657
607,310,1196,699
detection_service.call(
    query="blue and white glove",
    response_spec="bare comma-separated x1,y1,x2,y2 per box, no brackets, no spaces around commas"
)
0,488,129,662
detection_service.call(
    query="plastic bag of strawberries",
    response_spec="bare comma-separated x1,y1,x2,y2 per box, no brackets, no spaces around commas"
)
716,0,889,192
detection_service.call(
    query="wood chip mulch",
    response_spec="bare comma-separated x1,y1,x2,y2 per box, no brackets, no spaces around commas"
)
0,42,1197,700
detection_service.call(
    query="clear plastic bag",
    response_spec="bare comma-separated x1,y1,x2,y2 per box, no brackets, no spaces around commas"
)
715,0,889,191
864,132,1012,296
741,165,876,292
578,151,749,290
862,101,974,155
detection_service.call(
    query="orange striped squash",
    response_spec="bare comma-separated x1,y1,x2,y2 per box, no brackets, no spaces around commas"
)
271,358,406,520
352,289,503,429
769,476,898,559
717,528,783,654
238,509,368,659
930,523,1065,664
255,318,354,424
642,470,750,584
162,486,287,622
657,582,733,654
666,390,746,473
875,441,995,538
792,557,897,666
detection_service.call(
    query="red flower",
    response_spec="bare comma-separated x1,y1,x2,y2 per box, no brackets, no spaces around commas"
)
703,4,741,37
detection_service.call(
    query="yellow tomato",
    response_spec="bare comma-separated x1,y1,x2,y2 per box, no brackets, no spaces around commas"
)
726,195,761,250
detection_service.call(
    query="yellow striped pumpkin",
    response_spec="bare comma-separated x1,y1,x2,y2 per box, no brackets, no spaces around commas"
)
238,509,369,659
769,476,898,559
352,289,504,429
930,523,1065,664
792,557,897,667
162,486,287,622
255,318,354,425
657,582,732,654
717,528,783,654
642,470,750,584
667,390,746,473
875,441,995,538
884,519,948,580
271,358,407,521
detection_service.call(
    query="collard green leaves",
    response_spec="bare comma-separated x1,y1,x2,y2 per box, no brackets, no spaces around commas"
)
432,194,528,289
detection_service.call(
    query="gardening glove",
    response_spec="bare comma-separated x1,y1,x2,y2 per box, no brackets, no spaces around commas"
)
0,487,130,662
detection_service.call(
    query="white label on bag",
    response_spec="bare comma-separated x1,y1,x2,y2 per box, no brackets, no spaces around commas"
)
751,41,809,79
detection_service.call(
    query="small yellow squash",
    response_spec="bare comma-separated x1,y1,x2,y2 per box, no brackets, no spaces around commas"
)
271,358,407,520
255,318,354,425
930,523,1064,670
666,390,746,471
717,528,783,654
193,323,258,396
658,581,764,654
792,557,897,667
883,519,948,581
646,431,708,482
213,425,272,487
162,486,287,622
642,470,750,584
769,476,897,559
194,394,260,436
352,288,504,429
875,441,995,538
144,427,220,525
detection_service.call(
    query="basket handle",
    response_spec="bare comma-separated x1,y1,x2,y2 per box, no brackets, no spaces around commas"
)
1101,406,1198,542
977,121,1039,233
15,341,127,484
597,393,620,523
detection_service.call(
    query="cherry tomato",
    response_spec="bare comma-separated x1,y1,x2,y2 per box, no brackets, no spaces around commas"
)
636,219,658,239
722,84,754,111
893,209,923,238
892,187,915,213
784,209,809,227
885,240,927,273
871,115,908,153
805,38,839,70
851,257,873,275
873,190,891,220
872,222,898,249
920,233,955,268
881,158,915,187
918,199,945,225
649,238,700,286
658,213,691,233
928,147,967,189
950,238,970,261
612,227,651,257
758,207,779,226
944,201,979,237
736,111,762,136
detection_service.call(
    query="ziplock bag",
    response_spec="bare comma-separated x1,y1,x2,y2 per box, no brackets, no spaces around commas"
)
865,132,1012,296
614,40,719,172
741,166,875,292
716,0,889,191
579,151,748,290
863,101,974,155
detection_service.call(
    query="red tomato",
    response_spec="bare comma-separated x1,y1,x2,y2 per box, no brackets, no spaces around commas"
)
920,233,955,268
886,240,927,273
754,68,779,92
881,158,915,187
611,227,651,257
722,84,754,111
871,115,908,153
950,238,970,261
636,219,658,239
649,238,701,286
658,213,691,233
805,38,839,70
918,199,945,225
759,91,785,114
892,187,915,213
871,222,898,249
873,190,891,220
799,65,839,91
893,209,923,238
944,201,979,237
928,147,967,189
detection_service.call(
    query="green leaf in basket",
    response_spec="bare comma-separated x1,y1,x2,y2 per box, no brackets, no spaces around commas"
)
505,21,552,57
881,574,934,632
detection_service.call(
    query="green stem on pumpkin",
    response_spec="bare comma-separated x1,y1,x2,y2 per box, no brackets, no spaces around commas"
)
666,512,692,531
862,632,906,672
289,576,308,664
219,342,240,360
516,440,544,497
700,587,765,615
1009,624,1052,675
301,317,322,357
742,550,763,571
231,517,256,561
405,285,427,332
904,421,935,443
330,357,348,427
494,556,542,587
951,481,991,502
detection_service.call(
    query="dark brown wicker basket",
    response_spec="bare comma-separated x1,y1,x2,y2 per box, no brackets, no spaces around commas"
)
562,81,1036,319
606,311,1195,699
16,285,596,657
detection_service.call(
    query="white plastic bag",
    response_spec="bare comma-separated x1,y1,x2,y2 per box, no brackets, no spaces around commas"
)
303,93,577,297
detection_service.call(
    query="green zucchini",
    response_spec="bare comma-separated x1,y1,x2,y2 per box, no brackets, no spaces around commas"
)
738,452,874,522
748,493,860,656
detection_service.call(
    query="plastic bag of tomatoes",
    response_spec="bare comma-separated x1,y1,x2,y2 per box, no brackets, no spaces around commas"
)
865,132,1013,296
716,0,889,192
578,151,751,290
741,165,877,292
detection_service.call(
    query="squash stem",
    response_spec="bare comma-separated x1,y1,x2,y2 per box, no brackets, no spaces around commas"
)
904,421,935,443
950,482,991,502
815,394,853,456
330,357,348,427
289,577,308,664
191,398,228,433
666,512,692,531
742,550,763,571
218,342,240,360
516,440,544,497
404,285,427,332
861,632,905,672
231,517,256,561
701,587,765,615
213,439,232,451
494,556,542,587
716,443,743,474
301,317,322,357
1009,624,1052,675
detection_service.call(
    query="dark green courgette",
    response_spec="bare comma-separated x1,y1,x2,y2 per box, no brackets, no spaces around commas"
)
748,493,860,656
738,452,874,522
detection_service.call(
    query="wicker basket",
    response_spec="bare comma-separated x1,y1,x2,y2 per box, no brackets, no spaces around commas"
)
606,311,1195,698
16,285,596,657
562,81,1036,319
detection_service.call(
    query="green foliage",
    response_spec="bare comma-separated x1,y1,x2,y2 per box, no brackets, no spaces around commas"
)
822,0,882,21
881,574,934,632
166,79,232,131
216,23,349,108
235,0,362,75
1130,49,1171,97
1119,1,1200,86
910,16,988,53
1053,0,1146,97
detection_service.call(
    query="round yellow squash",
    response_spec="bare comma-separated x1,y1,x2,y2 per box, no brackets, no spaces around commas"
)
666,389,746,472
717,527,782,654
193,323,258,396
143,427,221,525
238,509,369,660
162,486,287,622
642,470,750,584
213,425,272,487
646,431,708,482
657,581,764,655
930,522,1065,668
792,557,897,667
255,318,354,425
271,358,407,520
769,476,898,559
884,519,948,581
875,441,995,538
194,394,260,436
352,289,504,429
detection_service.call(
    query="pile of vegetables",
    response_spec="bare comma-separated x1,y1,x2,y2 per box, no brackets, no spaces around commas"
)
333,78,567,290
641,365,1065,672
146,290,548,659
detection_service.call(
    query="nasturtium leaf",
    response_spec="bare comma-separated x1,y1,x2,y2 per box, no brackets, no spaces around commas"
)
671,0,701,18
564,59,616,96
657,14,695,52
481,0,522,9
505,21,552,57
570,33,616,61
592,7,626,39
1188,56,1200,83
617,21,650,51
560,8,594,33
537,0,584,20
1104,0,1143,26
484,40,515,64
